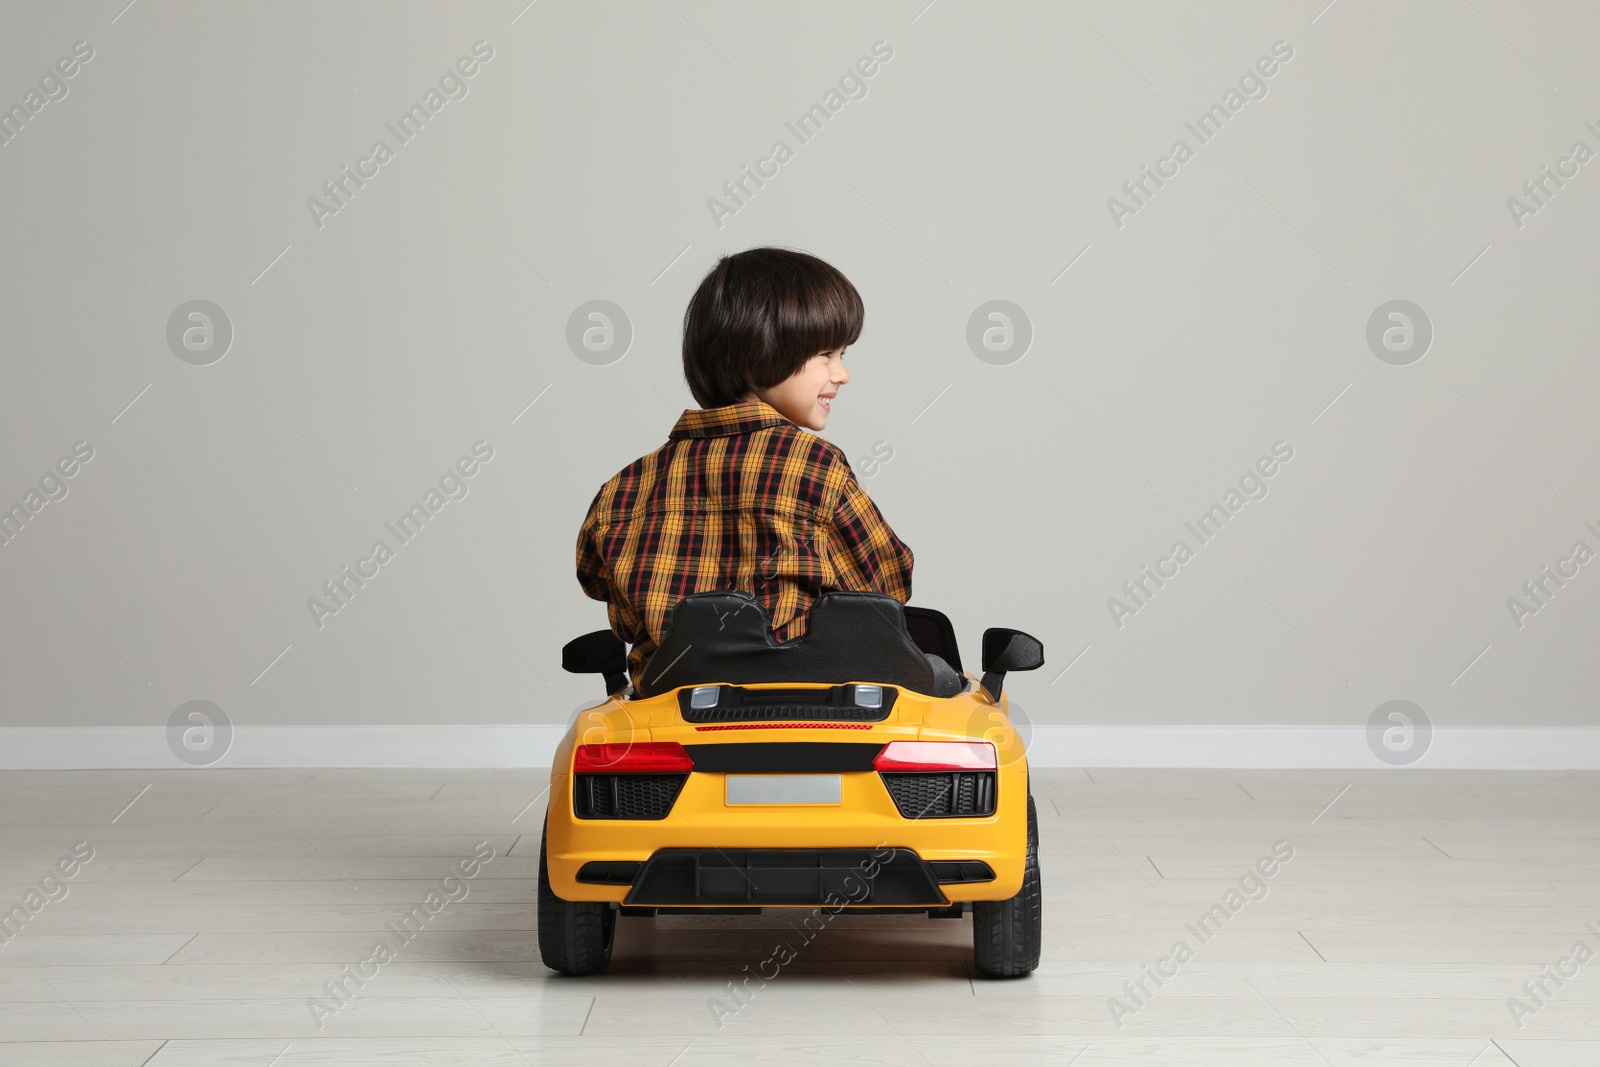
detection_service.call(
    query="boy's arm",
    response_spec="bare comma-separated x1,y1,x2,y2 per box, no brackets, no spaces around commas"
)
825,464,914,602
577,506,646,661
575,493,611,603
576,526,606,602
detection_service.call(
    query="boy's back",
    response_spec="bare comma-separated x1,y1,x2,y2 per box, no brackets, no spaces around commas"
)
576,246,915,688
577,398,912,689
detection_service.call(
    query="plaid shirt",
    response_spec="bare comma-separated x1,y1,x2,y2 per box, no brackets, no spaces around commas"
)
577,400,914,687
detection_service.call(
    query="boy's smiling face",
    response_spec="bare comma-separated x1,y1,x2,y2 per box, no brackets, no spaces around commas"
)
747,347,850,431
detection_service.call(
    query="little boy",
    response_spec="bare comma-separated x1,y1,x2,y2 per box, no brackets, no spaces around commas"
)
576,247,914,690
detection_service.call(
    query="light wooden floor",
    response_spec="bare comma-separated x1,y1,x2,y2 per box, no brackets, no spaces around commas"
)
1,768,1596,1066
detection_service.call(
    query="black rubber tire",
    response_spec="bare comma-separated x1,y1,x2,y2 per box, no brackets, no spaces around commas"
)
972,793,1042,978
537,825,616,976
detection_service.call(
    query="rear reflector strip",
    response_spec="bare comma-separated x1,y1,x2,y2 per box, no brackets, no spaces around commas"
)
694,723,875,731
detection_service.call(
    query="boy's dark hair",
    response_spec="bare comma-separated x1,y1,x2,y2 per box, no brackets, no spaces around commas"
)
682,247,864,408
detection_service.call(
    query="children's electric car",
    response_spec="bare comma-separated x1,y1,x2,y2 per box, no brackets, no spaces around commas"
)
539,590,1043,978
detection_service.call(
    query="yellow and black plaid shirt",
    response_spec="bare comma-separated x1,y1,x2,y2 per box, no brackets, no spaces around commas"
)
577,400,914,687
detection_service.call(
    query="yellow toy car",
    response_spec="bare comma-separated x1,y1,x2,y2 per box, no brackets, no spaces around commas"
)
538,590,1043,978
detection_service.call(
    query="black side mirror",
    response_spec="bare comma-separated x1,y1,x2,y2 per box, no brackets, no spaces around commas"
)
979,627,1044,701
562,630,628,697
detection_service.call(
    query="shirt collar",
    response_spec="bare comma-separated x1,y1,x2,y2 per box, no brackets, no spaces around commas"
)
669,400,792,440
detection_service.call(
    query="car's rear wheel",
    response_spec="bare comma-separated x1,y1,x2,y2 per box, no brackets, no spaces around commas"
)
537,825,615,975
972,792,1041,978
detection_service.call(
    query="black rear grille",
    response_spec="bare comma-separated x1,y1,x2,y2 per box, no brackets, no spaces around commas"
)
881,772,997,818
577,860,643,884
679,684,896,723
626,848,948,906
574,774,687,819
928,860,996,883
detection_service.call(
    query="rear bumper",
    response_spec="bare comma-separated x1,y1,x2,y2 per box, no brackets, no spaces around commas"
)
545,764,1028,905
545,693,1030,906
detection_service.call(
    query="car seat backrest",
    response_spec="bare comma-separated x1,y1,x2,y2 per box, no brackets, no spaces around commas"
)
903,605,962,676
635,590,962,699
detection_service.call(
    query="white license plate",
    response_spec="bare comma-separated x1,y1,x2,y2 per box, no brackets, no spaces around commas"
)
725,774,842,806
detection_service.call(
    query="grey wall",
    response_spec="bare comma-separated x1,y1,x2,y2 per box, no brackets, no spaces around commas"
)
2,1,1596,744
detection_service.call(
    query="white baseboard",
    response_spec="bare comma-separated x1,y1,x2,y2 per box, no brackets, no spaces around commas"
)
0,726,570,770
2,725,1599,770
1019,726,1600,769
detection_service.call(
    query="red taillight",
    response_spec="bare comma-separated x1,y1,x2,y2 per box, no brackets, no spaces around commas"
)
573,742,694,773
873,741,996,772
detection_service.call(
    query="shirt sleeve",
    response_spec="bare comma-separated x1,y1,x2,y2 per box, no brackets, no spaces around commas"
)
824,463,914,603
575,492,611,604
